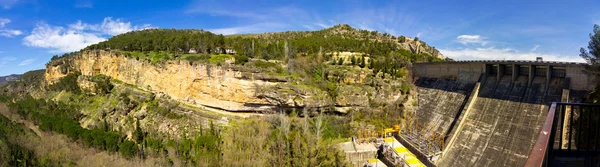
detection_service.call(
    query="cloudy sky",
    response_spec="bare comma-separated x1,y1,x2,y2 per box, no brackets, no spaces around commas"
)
0,0,598,76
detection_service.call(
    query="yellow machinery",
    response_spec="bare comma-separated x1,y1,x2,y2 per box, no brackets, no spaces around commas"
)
357,126,379,143
383,124,401,137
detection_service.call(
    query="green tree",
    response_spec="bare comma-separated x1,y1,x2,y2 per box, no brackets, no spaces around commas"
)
134,120,144,143
359,56,366,68
119,141,137,158
337,58,344,65
580,24,600,102
398,36,406,43
351,56,356,65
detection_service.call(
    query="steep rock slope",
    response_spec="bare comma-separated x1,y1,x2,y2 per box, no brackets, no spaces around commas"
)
45,50,404,113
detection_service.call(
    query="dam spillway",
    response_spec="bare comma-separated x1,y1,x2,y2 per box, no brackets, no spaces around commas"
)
408,60,592,167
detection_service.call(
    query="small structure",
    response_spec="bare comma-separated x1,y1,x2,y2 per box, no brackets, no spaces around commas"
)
189,48,197,53
339,138,378,167
364,159,387,167
225,48,236,55
536,57,543,62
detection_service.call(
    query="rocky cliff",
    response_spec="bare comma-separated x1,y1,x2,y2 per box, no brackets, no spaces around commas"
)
45,50,406,114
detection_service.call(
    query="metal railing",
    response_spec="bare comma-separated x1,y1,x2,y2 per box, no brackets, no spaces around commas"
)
525,102,600,167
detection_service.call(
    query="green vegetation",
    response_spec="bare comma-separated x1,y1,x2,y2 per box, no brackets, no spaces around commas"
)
0,107,55,167
222,115,350,166
8,96,136,158
580,24,600,102
90,74,114,95
81,24,441,64
86,29,226,54
7,24,440,166
208,54,233,64
48,72,82,94
145,99,183,119
233,55,249,65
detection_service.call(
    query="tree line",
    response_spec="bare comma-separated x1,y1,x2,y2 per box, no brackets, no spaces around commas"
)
81,25,441,63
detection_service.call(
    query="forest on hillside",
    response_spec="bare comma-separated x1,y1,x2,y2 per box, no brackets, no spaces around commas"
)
81,24,441,63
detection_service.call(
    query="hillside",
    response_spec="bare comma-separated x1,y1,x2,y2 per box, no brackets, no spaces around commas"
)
0,25,442,166
228,24,443,59
0,74,21,86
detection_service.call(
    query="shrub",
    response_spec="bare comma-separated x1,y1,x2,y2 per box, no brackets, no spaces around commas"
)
183,54,210,62
118,141,137,158
49,72,82,94
209,54,233,64
91,74,114,95
234,55,249,65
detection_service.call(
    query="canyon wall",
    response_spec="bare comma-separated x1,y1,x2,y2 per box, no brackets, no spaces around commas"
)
46,50,403,113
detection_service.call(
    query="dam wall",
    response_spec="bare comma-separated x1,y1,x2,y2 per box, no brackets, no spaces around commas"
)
413,60,593,91
409,60,588,166
409,78,475,153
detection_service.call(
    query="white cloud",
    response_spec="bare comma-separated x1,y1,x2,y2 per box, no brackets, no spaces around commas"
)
98,17,139,35
0,18,9,27
23,17,154,53
0,29,21,37
440,47,584,62
531,45,540,52
0,17,22,37
18,58,34,66
416,32,422,38
316,23,330,29
456,35,488,45
0,56,16,67
23,23,106,53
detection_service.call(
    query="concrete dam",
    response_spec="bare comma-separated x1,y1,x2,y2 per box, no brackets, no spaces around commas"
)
409,60,593,167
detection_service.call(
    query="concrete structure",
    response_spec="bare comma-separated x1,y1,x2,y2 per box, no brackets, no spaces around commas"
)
339,141,378,167
408,60,592,167
412,60,593,91
364,159,388,167
409,78,475,154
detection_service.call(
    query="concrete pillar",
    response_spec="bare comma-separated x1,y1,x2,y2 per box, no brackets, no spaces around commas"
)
561,88,570,149
497,64,504,83
528,65,535,86
546,65,552,86
561,89,570,103
484,64,492,79
512,64,518,82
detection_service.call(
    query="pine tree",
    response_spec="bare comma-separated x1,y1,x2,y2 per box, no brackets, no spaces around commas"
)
580,24,600,102
351,56,356,65
134,120,144,143
359,56,366,68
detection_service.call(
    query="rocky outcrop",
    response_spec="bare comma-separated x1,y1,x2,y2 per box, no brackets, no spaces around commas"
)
45,50,404,113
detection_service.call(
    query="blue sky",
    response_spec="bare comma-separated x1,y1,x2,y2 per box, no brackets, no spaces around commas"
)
0,0,599,76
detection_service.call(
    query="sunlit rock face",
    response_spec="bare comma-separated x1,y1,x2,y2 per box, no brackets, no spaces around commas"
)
46,50,404,113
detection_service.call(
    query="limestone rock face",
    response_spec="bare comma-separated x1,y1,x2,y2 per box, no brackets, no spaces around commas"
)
45,50,406,113
46,50,279,112
77,76,98,95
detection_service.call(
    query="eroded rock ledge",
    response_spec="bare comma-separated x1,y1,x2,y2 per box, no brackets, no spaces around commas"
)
46,50,406,114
